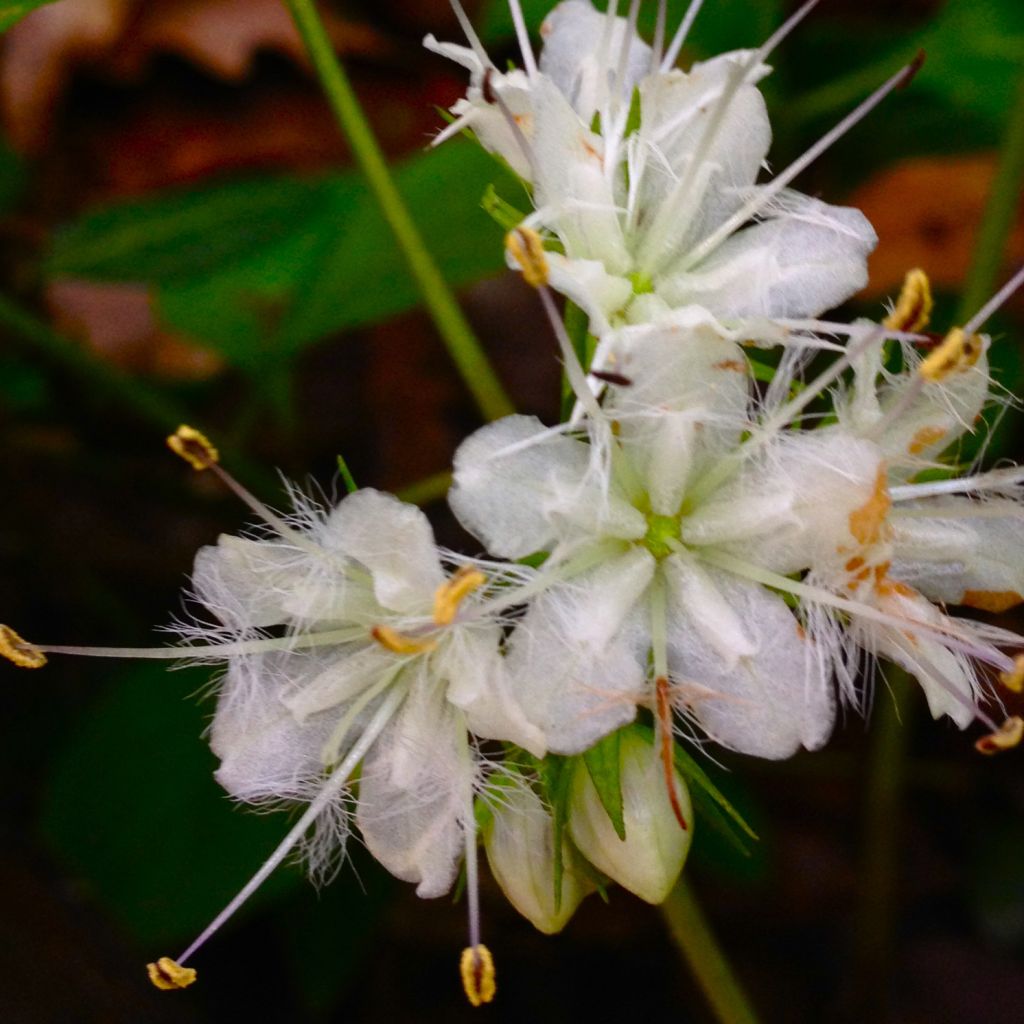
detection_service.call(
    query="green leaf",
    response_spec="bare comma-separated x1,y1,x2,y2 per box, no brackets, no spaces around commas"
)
582,729,626,841
537,754,573,912
38,665,301,945
0,0,59,32
481,182,526,231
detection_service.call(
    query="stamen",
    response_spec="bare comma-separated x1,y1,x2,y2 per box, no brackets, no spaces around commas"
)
884,268,933,333
962,264,1024,337
683,53,924,271
1000,655,1024,694
656,676,689,831
146,957,197,991
590,369,633,386
433,566,487,625
449,0,494,70
460,945,496,1007
371,625,436,655
0,624,47,668
507,0,537,77
166,425,218,470
975,716,1024,755
506,227,549,288
660,0,705,72
918,327,984,383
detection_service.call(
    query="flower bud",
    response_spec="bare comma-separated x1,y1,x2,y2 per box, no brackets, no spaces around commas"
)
483,782,591,934
568,728,692,904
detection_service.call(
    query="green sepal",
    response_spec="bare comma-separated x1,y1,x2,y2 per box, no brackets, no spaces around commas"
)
336,455,358,494
537,754,573,913
481,182,527,231
582,729,626,841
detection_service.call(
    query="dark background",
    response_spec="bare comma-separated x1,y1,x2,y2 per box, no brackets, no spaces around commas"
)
1,1,1023,1020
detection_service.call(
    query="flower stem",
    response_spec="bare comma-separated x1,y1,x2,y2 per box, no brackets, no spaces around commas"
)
849,668,912,1017
957,68,1024,324
283,0,514,423
660,878,761,1024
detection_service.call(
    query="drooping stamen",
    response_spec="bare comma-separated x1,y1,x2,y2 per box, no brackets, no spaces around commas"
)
460,945,496,1008
507,0,537,78
507,227,606,423
0,624,47,668
434,565,487,625
1000,655,1024,694
884,268,934,333
590,369,633,387
975,716,1024,755
371,625,437,656
167,684,405,972
657,676,689,831
659,0,705,72
682,52,926,272
146,957,196,991
962,264,1024,337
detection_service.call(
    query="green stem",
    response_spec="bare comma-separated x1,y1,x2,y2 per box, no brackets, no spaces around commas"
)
850,670,912,1018
283,0,514,423
0,292,276,495
957,68,1024,324
396,469,451,507
660,878,762,1024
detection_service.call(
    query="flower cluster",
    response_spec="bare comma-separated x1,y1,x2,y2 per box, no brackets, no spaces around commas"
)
4,0,1024,1007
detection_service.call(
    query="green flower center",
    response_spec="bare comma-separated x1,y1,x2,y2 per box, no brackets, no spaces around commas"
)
628,270,654,295
643,513,681,559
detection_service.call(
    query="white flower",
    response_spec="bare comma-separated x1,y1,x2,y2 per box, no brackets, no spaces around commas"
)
450,308,837,760
428,0,888,334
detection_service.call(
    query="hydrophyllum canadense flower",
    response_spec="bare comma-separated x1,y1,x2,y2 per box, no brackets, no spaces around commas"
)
449,260,1024,765
1,428,549,1005
427,0,913,336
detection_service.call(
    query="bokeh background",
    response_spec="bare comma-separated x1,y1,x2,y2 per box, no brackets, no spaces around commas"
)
1,0,1023,1020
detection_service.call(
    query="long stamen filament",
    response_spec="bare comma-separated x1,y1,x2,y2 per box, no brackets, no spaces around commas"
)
660,0,705,72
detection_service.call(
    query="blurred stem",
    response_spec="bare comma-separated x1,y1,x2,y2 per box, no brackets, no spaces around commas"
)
956,68,1024,323
397,469,451,507
284,0,514,423
661,878,761,1024
850,669,912,1017
0,292,276,495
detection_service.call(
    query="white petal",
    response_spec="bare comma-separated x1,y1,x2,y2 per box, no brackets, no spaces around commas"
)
325,489,443,614
504,549,654,754
356,673,470,897
658,192,876,319
543,251,633,335
892,496,1024,612
665,559,835,758
441,626,547,757
539,0,652,119
449,414,645,557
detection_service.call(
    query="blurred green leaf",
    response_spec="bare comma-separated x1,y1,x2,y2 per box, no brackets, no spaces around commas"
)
0,0,58,32
38,665,301,946
47,141,515,371
0,134,25,215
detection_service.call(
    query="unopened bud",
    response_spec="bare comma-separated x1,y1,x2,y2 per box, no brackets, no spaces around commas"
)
568,727,692,904
483,782,591,934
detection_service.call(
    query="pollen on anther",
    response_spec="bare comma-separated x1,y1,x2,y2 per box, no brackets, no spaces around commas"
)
999,655,1024,694
371,625,437,656
884,268,933,333
0,624,46,669
146,957,197,991
975,716,1024,755
918,328,984,382
460,944,496,1007
506,227,549,288
433,566,486,626
167,425,219,471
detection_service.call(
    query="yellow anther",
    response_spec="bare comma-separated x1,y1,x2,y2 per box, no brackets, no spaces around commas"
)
460,944,496,1007
0,624,46,669
505,227,549,288
975,716,1024,756
146,957,197,991
884,268,933,333
999,654,1024,694
371,625,437,656
918,328,984,383
167,425,219,470
433,566,487,626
